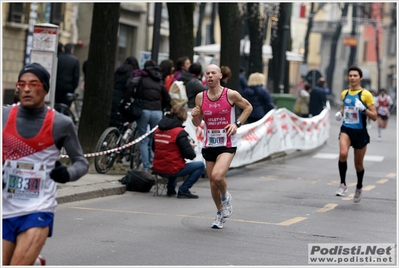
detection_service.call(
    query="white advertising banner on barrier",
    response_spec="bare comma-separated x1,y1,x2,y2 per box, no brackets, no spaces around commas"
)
183,107,330,168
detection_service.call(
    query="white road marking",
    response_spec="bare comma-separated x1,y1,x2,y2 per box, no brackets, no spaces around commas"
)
312,153,384,162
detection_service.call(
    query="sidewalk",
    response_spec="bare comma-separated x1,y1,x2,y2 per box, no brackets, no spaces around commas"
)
56,172,126,204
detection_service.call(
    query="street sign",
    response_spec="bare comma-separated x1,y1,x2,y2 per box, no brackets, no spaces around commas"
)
305,70,322,87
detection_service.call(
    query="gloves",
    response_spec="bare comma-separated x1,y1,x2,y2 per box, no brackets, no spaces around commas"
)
355,98,366,111
335,111,342,121
50,161,70,184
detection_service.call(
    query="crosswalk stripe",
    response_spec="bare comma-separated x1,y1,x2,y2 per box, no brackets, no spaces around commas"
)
376,179,389,184
312,153,384,162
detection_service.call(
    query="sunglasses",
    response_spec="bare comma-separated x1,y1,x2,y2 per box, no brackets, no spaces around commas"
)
16,81,44,89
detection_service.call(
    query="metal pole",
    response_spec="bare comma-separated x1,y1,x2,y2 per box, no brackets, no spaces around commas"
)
278,4,290,93
151,3,162,63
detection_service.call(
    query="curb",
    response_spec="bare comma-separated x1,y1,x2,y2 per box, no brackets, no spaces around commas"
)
56,182,126,204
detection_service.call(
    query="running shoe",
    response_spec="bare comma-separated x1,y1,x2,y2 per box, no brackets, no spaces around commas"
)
221,192,233,218
336,183,348,196
211,212,226,229
353,188,362,203
377,136,382,142
34,255,46,265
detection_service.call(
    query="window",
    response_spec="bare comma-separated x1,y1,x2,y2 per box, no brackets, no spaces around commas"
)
115,24,137,68
50,3,64,26
8,3,26,23
387,29,396,56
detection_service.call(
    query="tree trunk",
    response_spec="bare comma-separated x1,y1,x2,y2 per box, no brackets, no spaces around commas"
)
78,3,120,157
270,3,291,93
167,3,195,64
325,3,349,93
247,3,264,74
195,3,206,47
347,3,357,68
303,3,315,64
218,3,242,90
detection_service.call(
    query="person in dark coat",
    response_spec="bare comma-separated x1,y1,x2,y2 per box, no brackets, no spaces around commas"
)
152,105,205,198
308,77,327,117
172,56,191,82
178,63,208,108
240,72,274,123
55,43,80,107
109,56,139,127
239,66,248,92
124,60,171,172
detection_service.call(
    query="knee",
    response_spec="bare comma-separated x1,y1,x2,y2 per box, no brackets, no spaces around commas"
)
210,171,223,183
339,150,348,161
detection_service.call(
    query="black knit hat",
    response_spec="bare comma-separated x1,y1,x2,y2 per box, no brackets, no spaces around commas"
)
18,63,50,92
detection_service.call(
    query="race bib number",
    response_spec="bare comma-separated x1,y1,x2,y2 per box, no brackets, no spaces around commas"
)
3,160,46,202
206,129,227,147
343,107,360,124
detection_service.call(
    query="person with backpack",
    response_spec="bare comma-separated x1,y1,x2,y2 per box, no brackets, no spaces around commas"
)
124,60,171,173
110,56,139,127
178,63,208,108
334,66,377,203
152,104,205,198
239,72,274,123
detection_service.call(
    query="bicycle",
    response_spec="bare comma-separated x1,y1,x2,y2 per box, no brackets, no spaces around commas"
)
54,93,82,126
94,121,141,174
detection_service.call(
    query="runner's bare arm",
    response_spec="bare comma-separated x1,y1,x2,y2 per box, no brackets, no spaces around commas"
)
228,89,252,124
191,92,204,127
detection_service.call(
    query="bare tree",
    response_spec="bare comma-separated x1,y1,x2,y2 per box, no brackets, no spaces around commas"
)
167,3,195,64
195,3,206,47
218,3,242,90
78,3,120,156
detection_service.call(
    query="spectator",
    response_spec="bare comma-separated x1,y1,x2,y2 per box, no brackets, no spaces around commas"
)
153,104,205,198
178,63,208,108
57,42,63,56
173,56,191,82
55,43,80,107
124,60,171,172
240,72,274,123
160,59,175,92
308,77,327,117
294,84,311,118
109,56,139,127
239,66,247,92
220,66,232,87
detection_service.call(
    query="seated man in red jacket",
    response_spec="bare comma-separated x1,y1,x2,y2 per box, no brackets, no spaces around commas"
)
152,105,205,198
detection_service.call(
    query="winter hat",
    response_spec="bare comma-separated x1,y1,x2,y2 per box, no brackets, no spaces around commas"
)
18,63,50,92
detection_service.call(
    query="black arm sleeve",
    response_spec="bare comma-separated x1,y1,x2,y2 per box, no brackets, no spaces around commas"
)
176,131,196,160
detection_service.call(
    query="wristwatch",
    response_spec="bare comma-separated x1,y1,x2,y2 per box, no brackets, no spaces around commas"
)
235,120,242,128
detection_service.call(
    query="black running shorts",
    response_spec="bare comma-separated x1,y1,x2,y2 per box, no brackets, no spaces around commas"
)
339,125,370,149
201,147,237,162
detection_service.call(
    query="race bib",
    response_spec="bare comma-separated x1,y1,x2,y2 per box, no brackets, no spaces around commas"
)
3,160,46,203
343,107,360,124
206,129,227,147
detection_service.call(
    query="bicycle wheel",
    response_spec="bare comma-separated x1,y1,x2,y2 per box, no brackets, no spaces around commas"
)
94,127,121,174
130,128,142,170
54,103,77,125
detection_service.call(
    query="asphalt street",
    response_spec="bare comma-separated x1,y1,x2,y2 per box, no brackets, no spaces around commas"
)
41,108,397,266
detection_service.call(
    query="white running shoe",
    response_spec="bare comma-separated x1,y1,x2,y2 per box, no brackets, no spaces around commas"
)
211,212,226,229
377,136,382,142
221,192,233,218
336,183,348,196
34,255,46,265
353,188,362,203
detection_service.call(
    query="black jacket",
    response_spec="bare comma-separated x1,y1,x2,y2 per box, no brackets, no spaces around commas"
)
309,86,327,116
152,114,196,160
178,71,207,108
56,52,80,92
125,67,171,111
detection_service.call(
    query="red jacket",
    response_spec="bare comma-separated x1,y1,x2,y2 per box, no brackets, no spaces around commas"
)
153,126,185,174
